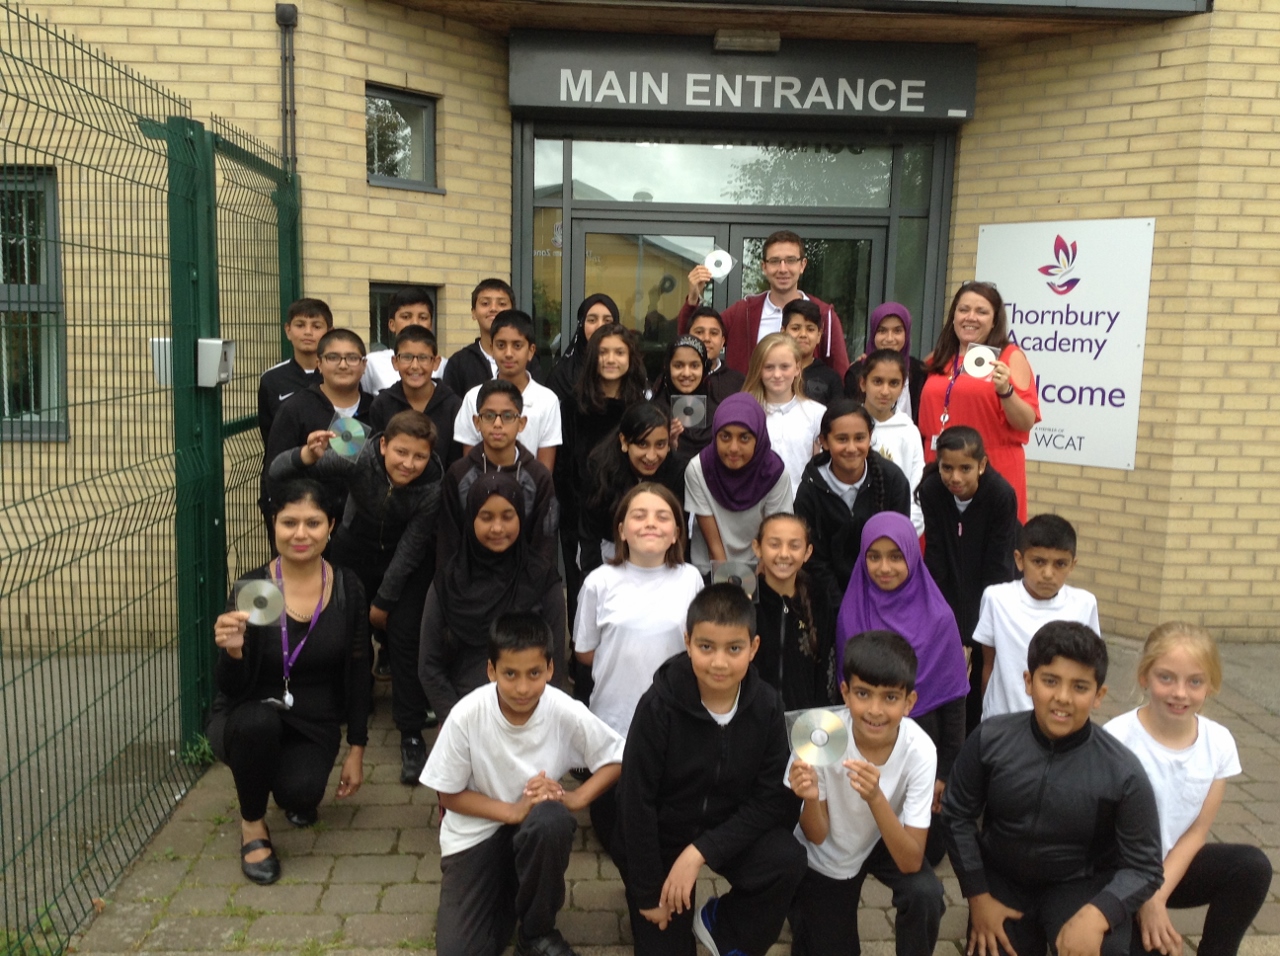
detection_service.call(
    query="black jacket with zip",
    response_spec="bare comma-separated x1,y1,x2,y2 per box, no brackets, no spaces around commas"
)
941,711,1164,931
753,576,836,709
269,439,442,611
614,652,800,910
917,466,1019,644
262,384,375,517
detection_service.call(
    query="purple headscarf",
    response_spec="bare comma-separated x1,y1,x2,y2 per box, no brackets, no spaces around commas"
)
835,511,969,716
698,393,786,512
867,302,913,356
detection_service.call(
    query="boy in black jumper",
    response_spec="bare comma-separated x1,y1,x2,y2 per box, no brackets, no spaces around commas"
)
941,621,1163,956
369,326,463,467
614,584,806,956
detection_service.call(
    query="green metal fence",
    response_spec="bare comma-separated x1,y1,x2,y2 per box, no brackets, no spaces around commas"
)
0,5,300,953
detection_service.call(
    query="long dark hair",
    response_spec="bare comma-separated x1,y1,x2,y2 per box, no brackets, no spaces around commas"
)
916,425,987,505
585,402,672,516
819,398,887,514
574,322,649,415
926,281,1010,375
756,511,819,655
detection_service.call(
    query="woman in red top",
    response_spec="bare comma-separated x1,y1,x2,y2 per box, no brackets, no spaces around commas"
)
918,281,1040,521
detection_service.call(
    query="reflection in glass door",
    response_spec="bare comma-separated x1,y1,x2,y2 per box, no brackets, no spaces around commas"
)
571,222,728,380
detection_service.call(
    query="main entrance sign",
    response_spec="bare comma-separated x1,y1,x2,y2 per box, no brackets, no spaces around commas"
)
509,32,977,123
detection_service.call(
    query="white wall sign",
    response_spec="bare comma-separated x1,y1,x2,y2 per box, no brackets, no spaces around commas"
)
975,218,1155,471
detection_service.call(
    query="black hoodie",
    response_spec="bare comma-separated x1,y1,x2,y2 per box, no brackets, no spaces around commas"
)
918,466,1019,644
793,450,911,611
262,384,375,515
269,439,443,611
368,379,464,468
614,653,800,910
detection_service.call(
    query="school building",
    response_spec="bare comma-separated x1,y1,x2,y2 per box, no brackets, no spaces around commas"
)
18,0,1279,642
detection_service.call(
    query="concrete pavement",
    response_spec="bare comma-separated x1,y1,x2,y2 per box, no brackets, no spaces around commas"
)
71,638,1280,956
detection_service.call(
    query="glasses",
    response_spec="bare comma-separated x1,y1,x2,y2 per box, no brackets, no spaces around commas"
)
763,256,804,267
961,280,998,290
395,353,435,366
478,410,520,424
321,352,364,366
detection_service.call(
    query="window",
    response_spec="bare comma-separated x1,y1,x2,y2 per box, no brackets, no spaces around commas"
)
365,86,440,192
369,282,438,349
2,167,64,441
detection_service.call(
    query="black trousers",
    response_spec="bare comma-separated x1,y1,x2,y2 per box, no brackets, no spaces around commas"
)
1130,843,1271,956
985,867,1133,956
623,827,808,956
385,563,432,736
208,701,337,822
435,801,578,956
790,840,944,956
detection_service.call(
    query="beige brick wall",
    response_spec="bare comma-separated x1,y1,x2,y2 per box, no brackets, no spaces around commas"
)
23,0,513,354
949,0,1280,641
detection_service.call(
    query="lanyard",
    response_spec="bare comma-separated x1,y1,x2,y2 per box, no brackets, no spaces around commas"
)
940,354,963,425
274,558,326,707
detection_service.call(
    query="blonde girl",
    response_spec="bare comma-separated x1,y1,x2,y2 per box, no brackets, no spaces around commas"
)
1104,623,1270,956
743,332,825,493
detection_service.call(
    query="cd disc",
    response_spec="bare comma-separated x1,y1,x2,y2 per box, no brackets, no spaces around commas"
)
671,395,707,430
711,560,757,599
790,708,849,767
962,344,999,379
704,249,735,281
328,415,368,458
235,579,284,626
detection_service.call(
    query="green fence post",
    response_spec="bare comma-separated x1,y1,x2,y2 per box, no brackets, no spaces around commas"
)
161,115,228,747
274,174,303,355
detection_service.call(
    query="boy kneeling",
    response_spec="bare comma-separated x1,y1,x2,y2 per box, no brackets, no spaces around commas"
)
788,630,945,956
422,612,624,956
942,622,1164,956
615,583,806,956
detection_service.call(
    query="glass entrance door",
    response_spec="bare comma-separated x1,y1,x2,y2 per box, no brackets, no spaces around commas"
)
569,219,883,381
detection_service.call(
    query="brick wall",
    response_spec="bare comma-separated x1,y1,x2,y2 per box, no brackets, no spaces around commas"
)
949,0,1280,640
24,0,513,354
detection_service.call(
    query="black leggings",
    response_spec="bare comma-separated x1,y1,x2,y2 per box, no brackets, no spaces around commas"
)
209,701,338,822
1131,843,1272,956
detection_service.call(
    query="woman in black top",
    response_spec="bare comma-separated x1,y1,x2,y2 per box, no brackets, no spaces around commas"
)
209,479,371,885
916,425,1019,731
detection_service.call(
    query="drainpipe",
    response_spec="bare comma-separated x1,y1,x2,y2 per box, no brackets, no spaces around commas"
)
275,4,298,173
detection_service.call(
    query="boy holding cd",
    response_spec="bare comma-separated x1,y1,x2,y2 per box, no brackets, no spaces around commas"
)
787,630,944,956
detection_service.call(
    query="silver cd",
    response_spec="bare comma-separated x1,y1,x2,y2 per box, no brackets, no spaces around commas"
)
790,708,849,767
235,579,284,626
962,344,999,379
710,560,757,599
704,249,735,281
328,415,368,458
671,394,707,430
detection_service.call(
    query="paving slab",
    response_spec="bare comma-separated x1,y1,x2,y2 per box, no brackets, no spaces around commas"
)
69,654,1278,955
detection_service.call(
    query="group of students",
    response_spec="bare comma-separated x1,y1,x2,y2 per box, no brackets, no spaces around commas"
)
208,233,1269,956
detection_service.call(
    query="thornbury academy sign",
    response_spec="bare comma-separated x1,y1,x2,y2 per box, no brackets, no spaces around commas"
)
508,32,977,124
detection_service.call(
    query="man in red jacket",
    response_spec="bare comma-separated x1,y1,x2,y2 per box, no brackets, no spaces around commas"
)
677,230,851,376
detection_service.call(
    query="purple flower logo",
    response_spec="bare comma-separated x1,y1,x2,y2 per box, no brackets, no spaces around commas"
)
1038,235,1080,295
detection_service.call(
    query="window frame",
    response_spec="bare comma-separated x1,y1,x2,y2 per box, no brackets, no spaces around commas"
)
365,85,443,195
368,281,439,350
1,166,67,442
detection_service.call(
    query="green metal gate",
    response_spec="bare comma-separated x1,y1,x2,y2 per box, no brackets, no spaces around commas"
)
0,5,301,953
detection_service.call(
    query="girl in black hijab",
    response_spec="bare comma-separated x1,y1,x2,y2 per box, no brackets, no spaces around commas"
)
417,471,563,722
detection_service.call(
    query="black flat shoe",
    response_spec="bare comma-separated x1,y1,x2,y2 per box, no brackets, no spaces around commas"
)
240,837,280,885
400,736,427,785
285,808,318,828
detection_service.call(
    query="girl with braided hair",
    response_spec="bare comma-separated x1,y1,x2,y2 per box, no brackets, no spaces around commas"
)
794,398,910,613
751,512,836,709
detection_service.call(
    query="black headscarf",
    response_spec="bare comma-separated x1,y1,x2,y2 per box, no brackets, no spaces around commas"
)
548,293,622,402
435,471,559,647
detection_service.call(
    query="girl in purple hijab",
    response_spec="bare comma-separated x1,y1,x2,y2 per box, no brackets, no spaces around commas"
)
842,302,927,423
836,510,968,863
684,393,793,573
